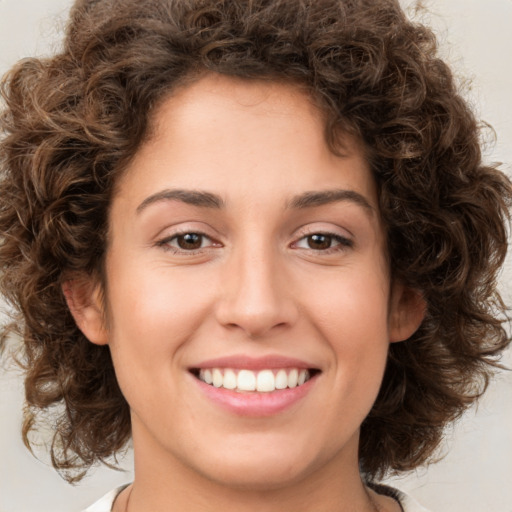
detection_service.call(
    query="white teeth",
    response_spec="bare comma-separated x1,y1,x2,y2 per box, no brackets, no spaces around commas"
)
275,369,288,389
223,369,237,390
237,370,256,391
197,368,312,392
288,368,298,388
212,368,223,388
203,369,213,385
256,370,275,392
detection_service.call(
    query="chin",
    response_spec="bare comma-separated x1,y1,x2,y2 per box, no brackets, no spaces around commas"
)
200,460,310,491
187,438,328,491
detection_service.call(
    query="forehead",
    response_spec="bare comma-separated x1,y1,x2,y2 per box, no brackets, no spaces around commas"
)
116,73,377,214
154,74,322,126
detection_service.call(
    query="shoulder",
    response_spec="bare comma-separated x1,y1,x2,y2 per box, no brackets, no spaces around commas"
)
82,485,130,512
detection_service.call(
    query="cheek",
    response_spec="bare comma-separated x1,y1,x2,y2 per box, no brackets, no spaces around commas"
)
305,265,391,399
307,261,390,338
103,263,217,397
107,262,214,341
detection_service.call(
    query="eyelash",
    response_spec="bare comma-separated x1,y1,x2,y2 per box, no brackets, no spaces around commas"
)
292,232,353,253
155,231,219,253
155,231,353,255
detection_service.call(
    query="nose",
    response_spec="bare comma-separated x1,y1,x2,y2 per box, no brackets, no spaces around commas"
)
214,244,299,339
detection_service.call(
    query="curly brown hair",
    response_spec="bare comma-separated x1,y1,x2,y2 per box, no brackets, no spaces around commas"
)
0,0,510,483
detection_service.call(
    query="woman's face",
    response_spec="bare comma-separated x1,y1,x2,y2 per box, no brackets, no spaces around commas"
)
74,74,421,489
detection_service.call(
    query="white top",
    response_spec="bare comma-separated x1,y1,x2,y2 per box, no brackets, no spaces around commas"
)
83,486,129,512
383,486,431,512
82,484,431,512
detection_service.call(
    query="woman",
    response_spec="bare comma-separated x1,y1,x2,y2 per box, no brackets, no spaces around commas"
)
0,1,510,511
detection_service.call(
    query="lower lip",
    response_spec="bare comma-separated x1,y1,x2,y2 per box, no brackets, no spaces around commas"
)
192,373,318,417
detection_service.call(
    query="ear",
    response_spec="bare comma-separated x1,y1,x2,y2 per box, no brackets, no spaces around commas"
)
62,274,108,345
388,282,426,343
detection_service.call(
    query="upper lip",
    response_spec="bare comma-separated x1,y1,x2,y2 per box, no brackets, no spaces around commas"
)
190,354,320,371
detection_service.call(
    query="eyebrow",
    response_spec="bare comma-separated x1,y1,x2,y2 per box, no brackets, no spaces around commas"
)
136,187,373,215
136,189,225,213
288,189,374,214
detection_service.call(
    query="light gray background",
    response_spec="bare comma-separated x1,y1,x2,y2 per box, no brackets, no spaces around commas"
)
0,1,511,511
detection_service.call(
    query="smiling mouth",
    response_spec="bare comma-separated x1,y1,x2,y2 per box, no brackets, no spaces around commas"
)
190,367,321,393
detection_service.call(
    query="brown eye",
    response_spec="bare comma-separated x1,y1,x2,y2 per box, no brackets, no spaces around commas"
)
294,232,353,252
176,233,204,250
307,234,333,250
158,231,220,253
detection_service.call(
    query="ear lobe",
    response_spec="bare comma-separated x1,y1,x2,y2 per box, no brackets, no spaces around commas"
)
388,283,426,343
62,275,108,345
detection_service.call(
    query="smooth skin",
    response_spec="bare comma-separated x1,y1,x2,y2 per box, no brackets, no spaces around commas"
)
66,74,424,512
